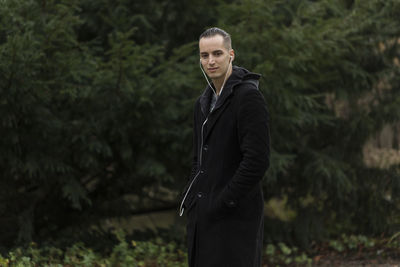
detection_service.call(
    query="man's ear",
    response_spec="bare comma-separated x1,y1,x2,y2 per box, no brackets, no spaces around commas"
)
229,49,235,62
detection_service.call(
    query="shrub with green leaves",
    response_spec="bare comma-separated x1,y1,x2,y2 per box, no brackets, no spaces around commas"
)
0,231,187,267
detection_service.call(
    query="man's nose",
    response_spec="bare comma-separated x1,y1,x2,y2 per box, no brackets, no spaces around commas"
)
208,55,215,64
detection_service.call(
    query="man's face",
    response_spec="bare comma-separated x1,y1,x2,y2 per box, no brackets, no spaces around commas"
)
199,35,234,82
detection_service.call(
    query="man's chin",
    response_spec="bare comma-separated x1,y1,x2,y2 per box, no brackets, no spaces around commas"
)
207,73,222,80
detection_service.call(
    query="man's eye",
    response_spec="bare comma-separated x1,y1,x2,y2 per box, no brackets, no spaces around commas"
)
201,55,208,59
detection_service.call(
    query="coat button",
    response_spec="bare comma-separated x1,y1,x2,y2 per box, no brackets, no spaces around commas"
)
227,200,236,207
197,192,203,198
200,170,204,174
203,145,209,151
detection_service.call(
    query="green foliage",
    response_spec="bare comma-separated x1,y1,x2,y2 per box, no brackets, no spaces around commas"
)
264,234,399,265
217,0,400,245
0,235,187,267
0,0,399,250
387,231,400,250
0,0,94,244
329,234,375,252
265,243,312,266
0,0,201,246
0,233,398,266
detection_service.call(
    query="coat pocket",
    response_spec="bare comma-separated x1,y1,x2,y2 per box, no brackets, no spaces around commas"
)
208,193,237,221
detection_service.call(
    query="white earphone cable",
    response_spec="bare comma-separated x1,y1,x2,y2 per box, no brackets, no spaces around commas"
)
199,60,217,96
199,56,232,97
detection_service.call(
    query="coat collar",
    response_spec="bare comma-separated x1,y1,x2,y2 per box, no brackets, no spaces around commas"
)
199,66,261,116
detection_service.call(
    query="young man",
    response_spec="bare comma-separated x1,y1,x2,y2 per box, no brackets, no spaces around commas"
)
180,27,270,267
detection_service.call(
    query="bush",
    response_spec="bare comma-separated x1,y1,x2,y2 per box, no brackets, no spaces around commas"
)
0,231,187,267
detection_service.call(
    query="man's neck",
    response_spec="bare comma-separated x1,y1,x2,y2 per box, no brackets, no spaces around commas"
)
212,68,233,95
212,79,224,95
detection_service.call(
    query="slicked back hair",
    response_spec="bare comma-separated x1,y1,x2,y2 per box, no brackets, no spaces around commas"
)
199,27,232,50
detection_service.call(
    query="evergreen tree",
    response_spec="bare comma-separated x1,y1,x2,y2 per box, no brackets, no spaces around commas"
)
217,0,400,245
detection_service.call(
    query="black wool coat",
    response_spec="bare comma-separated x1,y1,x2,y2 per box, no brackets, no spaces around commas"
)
181,66,270,267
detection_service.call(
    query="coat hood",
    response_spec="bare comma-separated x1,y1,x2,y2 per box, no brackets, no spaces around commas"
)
223,65,261,89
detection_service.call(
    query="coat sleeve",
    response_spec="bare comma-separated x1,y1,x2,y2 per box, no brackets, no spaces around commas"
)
221,87,270,207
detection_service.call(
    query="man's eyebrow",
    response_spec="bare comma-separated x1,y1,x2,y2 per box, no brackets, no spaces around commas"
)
200,50,223,54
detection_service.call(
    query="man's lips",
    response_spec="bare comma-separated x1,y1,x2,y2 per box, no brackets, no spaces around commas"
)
208,67,218,72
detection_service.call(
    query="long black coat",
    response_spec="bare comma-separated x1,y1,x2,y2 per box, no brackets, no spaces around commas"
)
181,66,270,267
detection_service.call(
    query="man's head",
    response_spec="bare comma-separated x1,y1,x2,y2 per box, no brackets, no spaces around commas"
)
199,27,232,50
199,27,234,85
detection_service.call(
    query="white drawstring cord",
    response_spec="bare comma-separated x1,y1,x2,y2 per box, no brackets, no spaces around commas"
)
218,59,232,97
